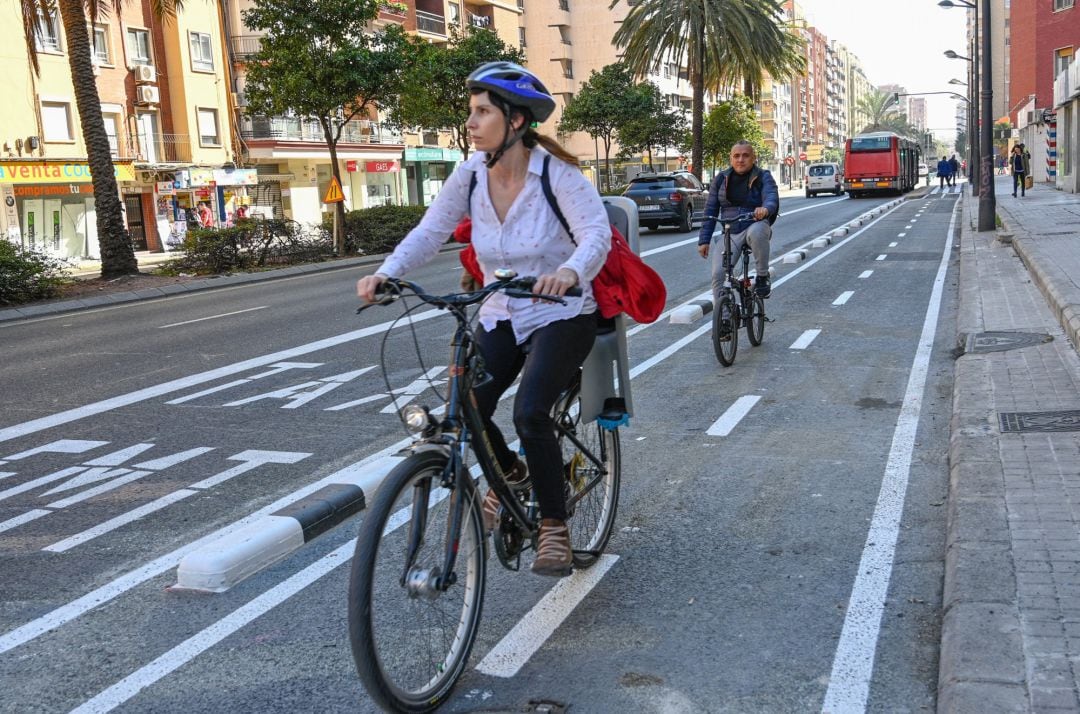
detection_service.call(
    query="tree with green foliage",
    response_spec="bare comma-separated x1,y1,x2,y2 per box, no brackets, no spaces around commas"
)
612,0,805,181
854,89,920,136
700,96,766,172
390,27,524,159
955,129,968,159
20,0,186,277
559,64,651,190
616,84,689,171
242,0,414,254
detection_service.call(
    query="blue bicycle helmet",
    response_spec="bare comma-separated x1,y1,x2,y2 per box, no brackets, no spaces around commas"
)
467,62,556,168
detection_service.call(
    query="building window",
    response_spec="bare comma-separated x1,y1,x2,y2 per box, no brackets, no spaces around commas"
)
127,28,152,65
102,112,121,155
189,32,214,72
1054,47,1074,78
519,27,526,47
41,101,74,142
1053,0,1073,10
563,61,573,79
449,3,460,25
558,0,568,10
92,25,111,64
197,108,220,146
36,12,62,52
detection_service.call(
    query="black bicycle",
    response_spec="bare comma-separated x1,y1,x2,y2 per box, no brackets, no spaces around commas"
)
347,273,621,712
711,212,768,366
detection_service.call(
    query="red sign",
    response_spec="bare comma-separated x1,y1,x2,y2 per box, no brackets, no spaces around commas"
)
366,160,400,173
346,160,358,173
784,156,795,166
798,152,807,161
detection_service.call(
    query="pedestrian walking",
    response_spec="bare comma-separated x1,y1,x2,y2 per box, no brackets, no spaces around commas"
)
948,155,960,186
937,156,951,190
1011,145,1027,197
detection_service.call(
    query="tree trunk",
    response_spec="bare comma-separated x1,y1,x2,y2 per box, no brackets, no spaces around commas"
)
59,0,138,278
456,125,470,159
321,119,345,255
602,136,612,192
690,62,705,182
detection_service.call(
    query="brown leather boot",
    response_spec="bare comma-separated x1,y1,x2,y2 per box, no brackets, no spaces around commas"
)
531,518,572,577
482,458,529,533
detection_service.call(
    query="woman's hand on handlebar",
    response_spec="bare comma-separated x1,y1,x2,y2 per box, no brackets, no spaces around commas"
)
532,267,578,301
357,273,389,303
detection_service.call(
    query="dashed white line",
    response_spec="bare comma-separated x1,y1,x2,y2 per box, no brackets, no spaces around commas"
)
897,232,906,237
706,395,761,436
859,270,873,279
158,306,268,329
876,255,887,261
889,242,898,247
833,291,854,306
789,329,822,350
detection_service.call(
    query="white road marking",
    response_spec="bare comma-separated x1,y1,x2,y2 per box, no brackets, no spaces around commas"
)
897,233,906,237
0,509,50,534
789,329,822,350
706,396,761,436
821,198,957,713
876,255,887,261
889,242,898,247
45,491,197,553
476,555,620,677
858,270,873,279
158,306,267,329
166,363,323,405
833,291,854,306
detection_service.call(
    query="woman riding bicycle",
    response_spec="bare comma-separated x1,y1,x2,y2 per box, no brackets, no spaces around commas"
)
356,61,611,577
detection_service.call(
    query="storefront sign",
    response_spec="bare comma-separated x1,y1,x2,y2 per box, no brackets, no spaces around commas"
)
0,161,136,184
404,148,461,163
1,185,20,242
189,168,215,187
213,168,257,186
12,184,94,197
366,160,399,173
346,160,358,172
156,181,176,195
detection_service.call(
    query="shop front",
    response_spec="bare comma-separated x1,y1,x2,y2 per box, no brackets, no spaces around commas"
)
346,158,404,208
159,167,259,248
402,147,463,206
0,160,137,260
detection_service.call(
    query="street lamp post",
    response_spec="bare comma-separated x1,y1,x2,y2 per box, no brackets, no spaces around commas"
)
949,77,975,185
941,0,979,196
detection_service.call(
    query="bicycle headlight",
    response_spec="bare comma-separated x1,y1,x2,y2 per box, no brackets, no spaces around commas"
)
402,404,432,433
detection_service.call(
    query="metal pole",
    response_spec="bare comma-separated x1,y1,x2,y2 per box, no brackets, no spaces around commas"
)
977,0,996,230
970,3,980,196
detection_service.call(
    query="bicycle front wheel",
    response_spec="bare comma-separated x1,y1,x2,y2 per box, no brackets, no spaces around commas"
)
348,450,487,713
745,293,765,346
554,387,621,569
712,295,738,366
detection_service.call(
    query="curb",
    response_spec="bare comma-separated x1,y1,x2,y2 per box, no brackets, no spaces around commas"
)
938,194,1027,711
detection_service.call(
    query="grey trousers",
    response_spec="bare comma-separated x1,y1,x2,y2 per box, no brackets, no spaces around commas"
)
711,220,772,302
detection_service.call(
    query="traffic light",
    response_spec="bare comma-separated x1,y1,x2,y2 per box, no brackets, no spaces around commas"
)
892,92,900,106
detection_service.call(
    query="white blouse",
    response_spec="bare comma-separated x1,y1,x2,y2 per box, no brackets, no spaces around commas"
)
376,146,612,343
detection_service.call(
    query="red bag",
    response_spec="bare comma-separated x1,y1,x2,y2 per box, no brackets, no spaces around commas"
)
455,220,666,324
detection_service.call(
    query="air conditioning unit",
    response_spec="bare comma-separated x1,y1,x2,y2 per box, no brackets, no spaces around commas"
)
136,85,160,104
134,65,157,83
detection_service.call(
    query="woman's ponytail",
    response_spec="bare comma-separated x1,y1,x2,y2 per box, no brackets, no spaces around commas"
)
522,129,579,167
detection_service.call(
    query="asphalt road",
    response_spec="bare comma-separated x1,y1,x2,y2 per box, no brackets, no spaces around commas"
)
0,188,960,713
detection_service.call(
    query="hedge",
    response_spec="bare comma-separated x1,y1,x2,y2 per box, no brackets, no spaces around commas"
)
0,241,70,306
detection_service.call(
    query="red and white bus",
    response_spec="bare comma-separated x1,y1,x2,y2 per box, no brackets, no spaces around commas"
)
843,131,921,198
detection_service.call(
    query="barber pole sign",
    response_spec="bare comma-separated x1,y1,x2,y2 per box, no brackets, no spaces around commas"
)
1047,119,1057,179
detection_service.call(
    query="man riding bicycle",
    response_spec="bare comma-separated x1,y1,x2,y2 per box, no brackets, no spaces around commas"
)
697,140,779,300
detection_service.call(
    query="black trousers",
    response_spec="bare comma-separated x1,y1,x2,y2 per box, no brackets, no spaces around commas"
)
1013,171,1026,196
472,312,597,521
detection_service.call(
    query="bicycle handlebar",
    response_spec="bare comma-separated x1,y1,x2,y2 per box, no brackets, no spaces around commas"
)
357,275,582,314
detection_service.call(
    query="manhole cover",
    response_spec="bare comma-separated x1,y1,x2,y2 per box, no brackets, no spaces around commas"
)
999,410,1080,433
963,331,1053,354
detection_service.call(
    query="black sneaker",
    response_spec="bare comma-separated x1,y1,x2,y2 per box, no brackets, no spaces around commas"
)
754,275,771,298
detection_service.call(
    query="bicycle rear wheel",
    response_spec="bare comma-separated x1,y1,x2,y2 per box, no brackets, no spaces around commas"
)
554,384,621,569
712,295,738,366
348,450,486,713
745,293,765,346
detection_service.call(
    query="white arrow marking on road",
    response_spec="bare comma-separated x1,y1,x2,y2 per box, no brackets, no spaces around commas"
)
706,395,761,437
833,291,854,306
166,362,323,405
790,329,822,350
46,471,152,509
2,440,108,461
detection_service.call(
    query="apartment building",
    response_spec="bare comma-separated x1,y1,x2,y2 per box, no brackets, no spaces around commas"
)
1,0,244,259
824,41,847,152
846,56,873,134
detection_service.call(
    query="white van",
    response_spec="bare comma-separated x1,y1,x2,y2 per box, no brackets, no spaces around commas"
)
805,162,843,197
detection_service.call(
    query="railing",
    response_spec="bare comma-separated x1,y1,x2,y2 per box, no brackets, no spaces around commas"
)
132,133,192,163
415,10,446,36
239,116,402,145
229,35,262,60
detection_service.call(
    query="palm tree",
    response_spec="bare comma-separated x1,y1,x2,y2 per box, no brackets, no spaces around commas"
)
612,0,804,181
855,89,905,134
21,0,179,277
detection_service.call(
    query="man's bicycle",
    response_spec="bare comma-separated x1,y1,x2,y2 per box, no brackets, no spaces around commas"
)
347,273,621,712
712,213,768,366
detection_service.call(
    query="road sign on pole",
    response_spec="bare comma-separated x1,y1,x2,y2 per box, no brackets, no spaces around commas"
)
323,176,345,204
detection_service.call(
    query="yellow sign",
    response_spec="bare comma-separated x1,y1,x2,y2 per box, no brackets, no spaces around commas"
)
323,176,345,204
0,161,136,184
805,144,825,161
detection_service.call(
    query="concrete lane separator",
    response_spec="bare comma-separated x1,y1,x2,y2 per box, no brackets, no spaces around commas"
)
173,458,395,592
669,299,713,324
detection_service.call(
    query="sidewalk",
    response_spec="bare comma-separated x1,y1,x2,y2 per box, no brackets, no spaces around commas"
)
941,176,1080,712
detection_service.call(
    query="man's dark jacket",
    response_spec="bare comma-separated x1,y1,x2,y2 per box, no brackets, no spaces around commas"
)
697,165,780,246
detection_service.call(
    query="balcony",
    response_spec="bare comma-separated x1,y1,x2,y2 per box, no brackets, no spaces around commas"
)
229,35,262,60
416,10,446,36
133,133,192,164
240,116,403,145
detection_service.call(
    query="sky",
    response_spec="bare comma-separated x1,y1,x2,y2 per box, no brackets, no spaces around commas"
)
797,0,970,140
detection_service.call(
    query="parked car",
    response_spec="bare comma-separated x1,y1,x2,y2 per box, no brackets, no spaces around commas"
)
805,162,844,197
622,170,707,232
918,162,929,179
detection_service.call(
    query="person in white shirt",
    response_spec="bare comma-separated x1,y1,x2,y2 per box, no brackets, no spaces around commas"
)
357,62,611,576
